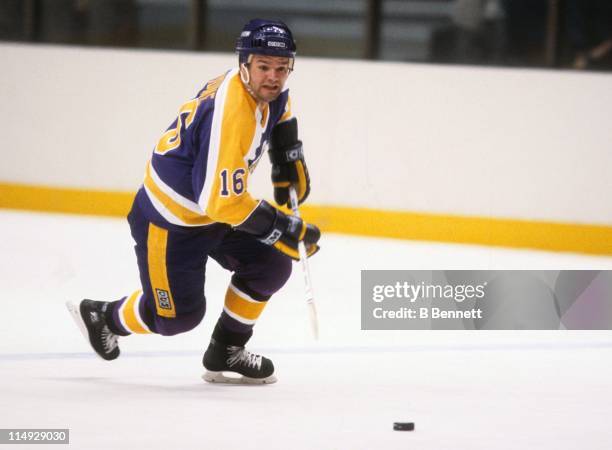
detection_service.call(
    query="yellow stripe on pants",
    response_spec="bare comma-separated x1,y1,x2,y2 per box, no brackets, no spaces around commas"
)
147,223,176,318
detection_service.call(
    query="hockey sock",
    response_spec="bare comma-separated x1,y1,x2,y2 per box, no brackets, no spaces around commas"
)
110,290,152,335
211,321,252,347
217,281,270,341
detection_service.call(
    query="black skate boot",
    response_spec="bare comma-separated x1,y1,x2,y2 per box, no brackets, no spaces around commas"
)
202,339,276,384
66,300,120,361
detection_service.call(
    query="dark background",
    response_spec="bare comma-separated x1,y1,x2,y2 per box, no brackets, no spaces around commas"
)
2,0,611,71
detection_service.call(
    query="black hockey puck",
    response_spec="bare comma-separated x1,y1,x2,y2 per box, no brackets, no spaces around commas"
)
393,422,415,431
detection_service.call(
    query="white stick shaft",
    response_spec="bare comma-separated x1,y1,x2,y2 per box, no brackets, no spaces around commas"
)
288,187,319,339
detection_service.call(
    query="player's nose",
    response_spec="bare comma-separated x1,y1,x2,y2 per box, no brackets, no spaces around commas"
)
267,70,280,83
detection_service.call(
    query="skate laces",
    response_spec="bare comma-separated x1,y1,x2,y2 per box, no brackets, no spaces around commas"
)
101,327,118,352
226,346,262,370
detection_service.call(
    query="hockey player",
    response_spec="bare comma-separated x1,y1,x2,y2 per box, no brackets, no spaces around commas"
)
67,19,320,384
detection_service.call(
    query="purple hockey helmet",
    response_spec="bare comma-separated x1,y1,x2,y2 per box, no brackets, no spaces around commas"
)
236,19,297,66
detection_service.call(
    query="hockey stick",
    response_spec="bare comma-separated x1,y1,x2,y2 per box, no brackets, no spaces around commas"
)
288,186,319,340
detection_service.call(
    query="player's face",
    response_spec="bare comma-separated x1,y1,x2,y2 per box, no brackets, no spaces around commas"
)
246,55,291,103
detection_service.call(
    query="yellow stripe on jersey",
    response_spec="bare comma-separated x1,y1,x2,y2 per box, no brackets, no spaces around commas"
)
279,96,292,123
260,103,269,127
119,290,152,334
144,162,213,226
147,223,176,318
223,284,267,324
205,74,260,225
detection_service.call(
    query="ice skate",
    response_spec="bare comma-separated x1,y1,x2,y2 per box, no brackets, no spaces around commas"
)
66,300,120,361
202,339,276,385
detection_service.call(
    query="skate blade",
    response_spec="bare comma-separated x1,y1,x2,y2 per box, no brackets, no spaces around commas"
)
66,301,90,342
202,371,277,385
66,301,108,361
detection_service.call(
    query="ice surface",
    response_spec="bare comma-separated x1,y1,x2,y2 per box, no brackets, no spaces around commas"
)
1,210,612,449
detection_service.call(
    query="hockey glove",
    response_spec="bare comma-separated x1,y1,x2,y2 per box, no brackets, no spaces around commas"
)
236,201,320,261
269,118,310,207
261,209,320,261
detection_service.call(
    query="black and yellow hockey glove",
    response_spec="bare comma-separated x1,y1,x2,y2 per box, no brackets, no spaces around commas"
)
236,200,320,261
261,209,320,261
269,118,310,207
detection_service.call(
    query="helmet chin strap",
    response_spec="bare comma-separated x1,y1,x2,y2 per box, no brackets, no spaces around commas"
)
239,62,251,85
240,57,258,99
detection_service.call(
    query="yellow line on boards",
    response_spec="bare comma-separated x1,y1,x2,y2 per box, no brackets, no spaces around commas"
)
1,182,611,256
0,182,134,217
299,205,612,256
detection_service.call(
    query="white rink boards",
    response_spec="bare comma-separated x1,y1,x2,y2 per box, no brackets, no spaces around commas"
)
1,210,612,450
